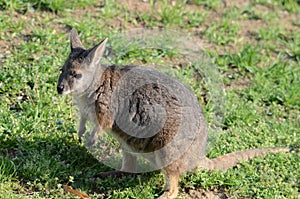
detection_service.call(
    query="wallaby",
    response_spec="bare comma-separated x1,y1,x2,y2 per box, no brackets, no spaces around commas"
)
57,29,290,199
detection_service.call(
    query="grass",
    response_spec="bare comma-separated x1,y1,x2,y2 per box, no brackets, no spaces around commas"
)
0,0,299,198
0,0,98,13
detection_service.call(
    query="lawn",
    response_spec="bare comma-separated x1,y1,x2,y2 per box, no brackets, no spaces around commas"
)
0,0,299,198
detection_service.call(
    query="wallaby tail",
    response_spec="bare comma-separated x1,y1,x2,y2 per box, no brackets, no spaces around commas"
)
198,147,290,171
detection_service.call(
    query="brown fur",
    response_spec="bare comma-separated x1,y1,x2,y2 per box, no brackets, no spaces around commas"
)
57,29,290,199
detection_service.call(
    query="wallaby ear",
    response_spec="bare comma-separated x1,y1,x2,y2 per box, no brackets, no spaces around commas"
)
70,29,85,50
86,38,108,67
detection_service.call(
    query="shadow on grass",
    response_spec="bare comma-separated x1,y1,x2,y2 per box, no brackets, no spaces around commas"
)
0,134,155,196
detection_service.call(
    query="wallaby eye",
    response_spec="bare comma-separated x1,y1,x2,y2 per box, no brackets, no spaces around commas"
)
77,57,84,63
69,71,81,79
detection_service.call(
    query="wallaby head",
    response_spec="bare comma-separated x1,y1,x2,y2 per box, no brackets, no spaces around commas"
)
57,29,108,96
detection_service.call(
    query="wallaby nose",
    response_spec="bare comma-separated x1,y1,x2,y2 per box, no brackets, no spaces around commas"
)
57,85,64,94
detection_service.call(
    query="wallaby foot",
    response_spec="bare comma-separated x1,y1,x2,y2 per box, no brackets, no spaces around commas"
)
158,190,178,199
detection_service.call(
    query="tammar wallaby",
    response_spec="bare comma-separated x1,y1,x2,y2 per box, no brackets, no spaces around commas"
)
57,29,290,199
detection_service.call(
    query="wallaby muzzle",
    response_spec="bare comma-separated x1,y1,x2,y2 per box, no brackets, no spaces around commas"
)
57,84,64,94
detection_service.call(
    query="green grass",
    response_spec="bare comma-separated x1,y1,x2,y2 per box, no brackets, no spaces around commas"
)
0,0,299,198
203,19,240,45
0,0,98,12
253,0,300,13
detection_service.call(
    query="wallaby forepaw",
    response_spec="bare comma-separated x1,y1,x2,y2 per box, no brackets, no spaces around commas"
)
78,131,84,140
78,132,84,143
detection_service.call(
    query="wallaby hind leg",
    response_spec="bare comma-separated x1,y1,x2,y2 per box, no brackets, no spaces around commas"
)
121,150,137,173
159,167,180,199
92,151,138,180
